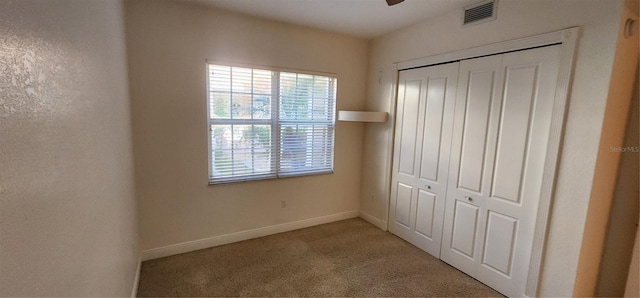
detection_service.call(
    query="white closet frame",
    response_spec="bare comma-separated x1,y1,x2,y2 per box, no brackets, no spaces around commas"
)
383,27,580,297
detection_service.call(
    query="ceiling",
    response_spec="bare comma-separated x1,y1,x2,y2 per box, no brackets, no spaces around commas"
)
185,0,477,39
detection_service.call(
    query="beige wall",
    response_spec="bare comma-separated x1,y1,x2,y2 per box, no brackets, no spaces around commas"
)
359,0,625,296
0,0,139,296
126,0,369,252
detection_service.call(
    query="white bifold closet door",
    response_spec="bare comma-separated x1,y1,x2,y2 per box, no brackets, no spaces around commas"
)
440,44,561,297
389,44,562,297
388,63,458,258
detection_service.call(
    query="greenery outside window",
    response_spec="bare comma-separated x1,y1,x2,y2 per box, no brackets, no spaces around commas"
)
207,63,337,184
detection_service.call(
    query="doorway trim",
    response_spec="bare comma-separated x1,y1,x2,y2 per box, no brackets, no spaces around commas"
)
384,27,580,297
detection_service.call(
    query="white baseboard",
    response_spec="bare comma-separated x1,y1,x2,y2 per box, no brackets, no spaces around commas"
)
130,254,141,298
141,210,359,261
359,210,387,231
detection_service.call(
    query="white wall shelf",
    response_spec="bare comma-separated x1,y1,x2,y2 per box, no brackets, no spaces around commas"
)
337,110,388,123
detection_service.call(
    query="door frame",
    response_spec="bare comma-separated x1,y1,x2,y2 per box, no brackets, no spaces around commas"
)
384,27,580,297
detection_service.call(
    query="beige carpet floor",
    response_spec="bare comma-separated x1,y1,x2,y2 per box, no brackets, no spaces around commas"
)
137,218,503,297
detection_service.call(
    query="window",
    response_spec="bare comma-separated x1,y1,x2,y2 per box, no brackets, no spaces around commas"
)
207,63,337,184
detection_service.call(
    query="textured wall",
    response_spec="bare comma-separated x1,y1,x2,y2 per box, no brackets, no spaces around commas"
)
126,0,368,252
0,0,139,295
359,0,624,296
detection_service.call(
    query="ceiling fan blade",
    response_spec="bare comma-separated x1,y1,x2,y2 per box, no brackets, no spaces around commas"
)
386,0,405,6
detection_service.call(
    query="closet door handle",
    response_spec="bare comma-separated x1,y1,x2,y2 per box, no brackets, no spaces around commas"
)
466,196,473,202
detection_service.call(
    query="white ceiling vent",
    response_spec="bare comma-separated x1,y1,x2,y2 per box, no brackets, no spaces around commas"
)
463,0,497,27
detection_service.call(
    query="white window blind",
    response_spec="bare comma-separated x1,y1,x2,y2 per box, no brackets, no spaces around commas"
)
207,63,336,183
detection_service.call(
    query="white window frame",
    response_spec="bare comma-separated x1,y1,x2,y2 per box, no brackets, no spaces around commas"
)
206,61,337,184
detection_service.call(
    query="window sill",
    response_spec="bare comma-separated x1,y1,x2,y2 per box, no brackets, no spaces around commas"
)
208,170,334,185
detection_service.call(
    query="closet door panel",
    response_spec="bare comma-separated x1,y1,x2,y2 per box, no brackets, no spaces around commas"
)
419,77,447,182
389,63,459,258
389,70,425,242
451,200,480,258
398,80,422,176
441,55,503,277
457,70,495,193
414,63,459,257
394,183,413,228
415,190,436,238
477,45,561,297
482,211,518,275
389,68,425,242
490,65,538,203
